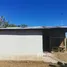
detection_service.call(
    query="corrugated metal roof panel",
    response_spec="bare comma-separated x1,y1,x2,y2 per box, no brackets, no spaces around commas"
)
0,26,67,29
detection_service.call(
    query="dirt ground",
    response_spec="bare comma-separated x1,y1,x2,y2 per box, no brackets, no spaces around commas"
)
0,60,50,67
53,52,67,62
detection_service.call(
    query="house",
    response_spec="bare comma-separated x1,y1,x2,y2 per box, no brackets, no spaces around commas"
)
0,26,66,56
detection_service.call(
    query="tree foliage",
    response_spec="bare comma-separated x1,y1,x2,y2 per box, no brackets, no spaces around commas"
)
0,16,28,28
20,24,28,28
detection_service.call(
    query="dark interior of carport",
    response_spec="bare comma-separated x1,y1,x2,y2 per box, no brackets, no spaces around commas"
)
43,28,66,52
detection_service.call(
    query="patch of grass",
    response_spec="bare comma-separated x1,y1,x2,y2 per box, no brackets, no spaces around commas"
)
53,52,67,62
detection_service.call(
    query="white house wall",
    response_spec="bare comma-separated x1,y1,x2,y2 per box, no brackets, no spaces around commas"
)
0,30,43,56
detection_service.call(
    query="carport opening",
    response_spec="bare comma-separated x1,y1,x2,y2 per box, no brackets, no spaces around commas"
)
50,37,65,51
43,30,66,52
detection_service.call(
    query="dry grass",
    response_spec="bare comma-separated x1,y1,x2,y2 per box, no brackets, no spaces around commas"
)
0,60,50,67
53,52,67,62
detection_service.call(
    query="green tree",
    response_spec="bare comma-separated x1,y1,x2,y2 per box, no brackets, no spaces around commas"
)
3,22,9,28
0,16,5,27
8,24,17,27
0,16,28,27
0,16,10,28
20,24,28,28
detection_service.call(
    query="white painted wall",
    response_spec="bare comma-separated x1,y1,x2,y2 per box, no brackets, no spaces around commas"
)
0,32,43,56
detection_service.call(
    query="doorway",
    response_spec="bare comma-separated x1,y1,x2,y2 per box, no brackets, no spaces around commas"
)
43,35,50,52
